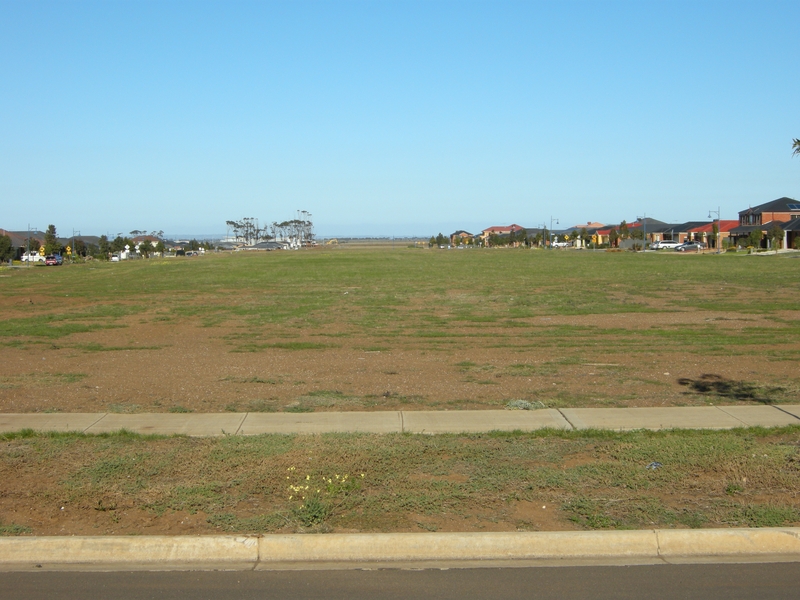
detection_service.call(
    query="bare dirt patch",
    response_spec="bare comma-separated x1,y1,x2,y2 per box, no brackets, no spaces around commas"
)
1,304,797,413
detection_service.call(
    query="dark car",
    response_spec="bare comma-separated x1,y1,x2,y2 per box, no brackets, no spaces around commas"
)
675,242,704,252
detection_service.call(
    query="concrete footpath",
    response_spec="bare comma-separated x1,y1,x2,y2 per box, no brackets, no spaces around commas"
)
1,405,799,436
1,529,800,571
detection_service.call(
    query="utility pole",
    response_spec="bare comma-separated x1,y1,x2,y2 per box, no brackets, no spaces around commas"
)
637,214,646,251
708,207,721,254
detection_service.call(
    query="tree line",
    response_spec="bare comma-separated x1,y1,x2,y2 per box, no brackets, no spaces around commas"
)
226,217,315,245
0,225,215,262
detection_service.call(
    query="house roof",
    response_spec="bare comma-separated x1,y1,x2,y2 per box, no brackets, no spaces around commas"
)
570,222,605,229
781,218,800,231
729,224,768,234
450,230,473,237
688,220,739,234
132,235,161,243
629,218,668,229
0,229,45,247
482,224,524,234
739,197,800,216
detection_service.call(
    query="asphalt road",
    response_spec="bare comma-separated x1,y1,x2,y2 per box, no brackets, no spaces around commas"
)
4,563,800,599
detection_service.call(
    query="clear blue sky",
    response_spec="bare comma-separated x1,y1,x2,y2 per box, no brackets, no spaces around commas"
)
1,0,798,238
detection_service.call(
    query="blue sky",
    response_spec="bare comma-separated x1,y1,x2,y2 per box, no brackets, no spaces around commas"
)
1,1,798,238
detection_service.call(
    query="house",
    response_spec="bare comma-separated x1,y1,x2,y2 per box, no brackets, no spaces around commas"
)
729,197,800,249
449,230,474,246
626,218,668,248
686,220,738,250
0,229,45,259
480,224,525,246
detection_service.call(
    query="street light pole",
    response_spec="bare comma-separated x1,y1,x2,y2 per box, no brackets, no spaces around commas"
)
637,214,646,252
550,217,559,249
708,207,721,254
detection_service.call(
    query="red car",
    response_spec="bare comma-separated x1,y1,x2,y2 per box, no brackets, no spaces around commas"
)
44,255,62,266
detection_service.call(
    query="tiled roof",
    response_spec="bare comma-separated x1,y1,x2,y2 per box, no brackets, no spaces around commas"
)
738,197,800,216
688,220,739,233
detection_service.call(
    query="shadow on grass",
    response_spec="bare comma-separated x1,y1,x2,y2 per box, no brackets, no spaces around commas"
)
677,373,785,404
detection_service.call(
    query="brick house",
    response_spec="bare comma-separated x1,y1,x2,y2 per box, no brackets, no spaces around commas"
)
729,197,800,248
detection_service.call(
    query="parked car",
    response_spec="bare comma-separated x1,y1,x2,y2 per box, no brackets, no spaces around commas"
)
651,240,680,250
44,255,62,266
675,242,704,252
20,252,46,263
552,241,571,248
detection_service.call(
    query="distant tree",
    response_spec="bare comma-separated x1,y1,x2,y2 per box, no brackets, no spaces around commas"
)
227,218,265,245
508,229,517,246
111,236,133,252
428,236,436,247
747,229,763,249
711,222,719,250
138,240,154,258
792,138,800,158
129,230,145,237
0,234,13,261
541,228,549,248
44,224,60,255
98,235,110,258
155,240,165,255
608,228,620,248
580,227,588,248
24,237,41,256
435,233,446,246
767,224,783,251
73,239,87,257
619,221,629,240
570,230,579,245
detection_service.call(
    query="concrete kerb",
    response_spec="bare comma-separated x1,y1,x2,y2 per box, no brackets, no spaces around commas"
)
1,529,799,571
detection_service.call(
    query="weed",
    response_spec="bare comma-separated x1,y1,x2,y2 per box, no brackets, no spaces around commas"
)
726,504,800,527
284,405,313,413
107,403,141,414
0,522,32,536
246,399,276,412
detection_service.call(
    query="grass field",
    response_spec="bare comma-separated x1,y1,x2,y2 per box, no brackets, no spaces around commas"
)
1,247,798,412
1,247,799,535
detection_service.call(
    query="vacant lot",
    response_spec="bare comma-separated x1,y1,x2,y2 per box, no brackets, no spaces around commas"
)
1,248,799,536
1,248,799,413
